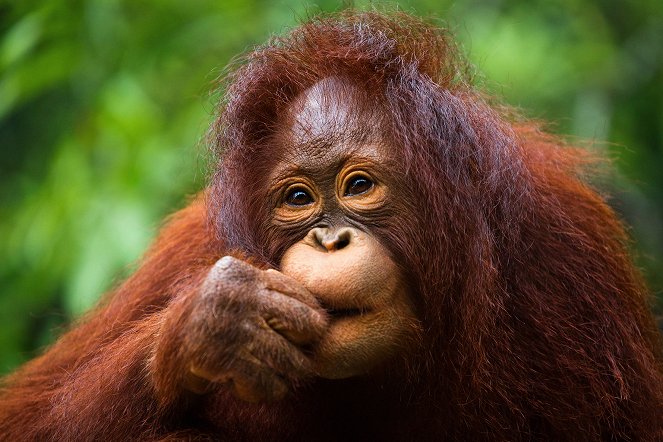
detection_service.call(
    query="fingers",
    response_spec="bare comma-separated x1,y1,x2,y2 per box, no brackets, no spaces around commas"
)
211,256,319,307
190,355,289,403
186,256,329,402
228,331,319,402
232,371,288,403
190,328,313,402
249,325,315,377
263,268,319,307
226,354,290,402
209,256,328,346
261,290,328,345
201,256,255,297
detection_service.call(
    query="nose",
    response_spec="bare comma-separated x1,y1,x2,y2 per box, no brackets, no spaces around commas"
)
307,227,356,252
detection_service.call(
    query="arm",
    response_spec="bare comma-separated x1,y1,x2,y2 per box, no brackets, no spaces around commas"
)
0,196,326,440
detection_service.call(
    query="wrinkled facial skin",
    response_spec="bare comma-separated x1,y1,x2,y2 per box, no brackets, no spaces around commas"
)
270,78,420,379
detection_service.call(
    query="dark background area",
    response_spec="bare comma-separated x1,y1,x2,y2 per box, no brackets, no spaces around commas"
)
1,0,662,374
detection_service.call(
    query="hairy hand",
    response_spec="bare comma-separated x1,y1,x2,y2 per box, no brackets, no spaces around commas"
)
180,256,328,402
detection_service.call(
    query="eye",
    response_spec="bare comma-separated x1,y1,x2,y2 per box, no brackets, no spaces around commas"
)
285,188,314,206
344,176,374,196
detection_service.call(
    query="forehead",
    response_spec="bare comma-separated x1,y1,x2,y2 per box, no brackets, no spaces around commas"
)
276,77,388,169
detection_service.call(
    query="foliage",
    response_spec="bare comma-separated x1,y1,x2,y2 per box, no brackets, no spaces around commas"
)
1,0,661,374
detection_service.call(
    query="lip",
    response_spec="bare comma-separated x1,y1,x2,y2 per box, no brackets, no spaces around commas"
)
326,306,370,320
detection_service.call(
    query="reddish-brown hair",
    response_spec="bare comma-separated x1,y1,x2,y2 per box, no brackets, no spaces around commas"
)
209,11,663,439
0,10,660,441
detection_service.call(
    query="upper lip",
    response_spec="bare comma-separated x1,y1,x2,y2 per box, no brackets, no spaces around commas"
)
325,306,369,319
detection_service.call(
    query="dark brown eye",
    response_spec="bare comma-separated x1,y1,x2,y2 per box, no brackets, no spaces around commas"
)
345,176,373,196
285,188,314,206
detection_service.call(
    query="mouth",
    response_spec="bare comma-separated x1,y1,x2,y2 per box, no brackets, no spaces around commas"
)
326,307,367,320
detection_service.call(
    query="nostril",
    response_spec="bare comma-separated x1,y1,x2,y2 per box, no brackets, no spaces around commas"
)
334,230,351,250
323,228,352,251
310,227,354,252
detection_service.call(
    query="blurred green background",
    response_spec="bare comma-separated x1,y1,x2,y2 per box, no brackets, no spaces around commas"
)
1,0,662,374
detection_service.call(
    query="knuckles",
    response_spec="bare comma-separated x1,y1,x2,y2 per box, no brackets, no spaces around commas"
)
179,256,328,401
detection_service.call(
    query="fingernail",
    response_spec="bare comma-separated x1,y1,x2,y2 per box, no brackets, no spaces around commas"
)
216,256,235,270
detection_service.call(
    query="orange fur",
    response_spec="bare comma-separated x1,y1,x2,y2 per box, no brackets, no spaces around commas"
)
1,11,661,440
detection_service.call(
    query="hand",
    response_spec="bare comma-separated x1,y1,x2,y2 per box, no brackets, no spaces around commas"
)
180,256,328,402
